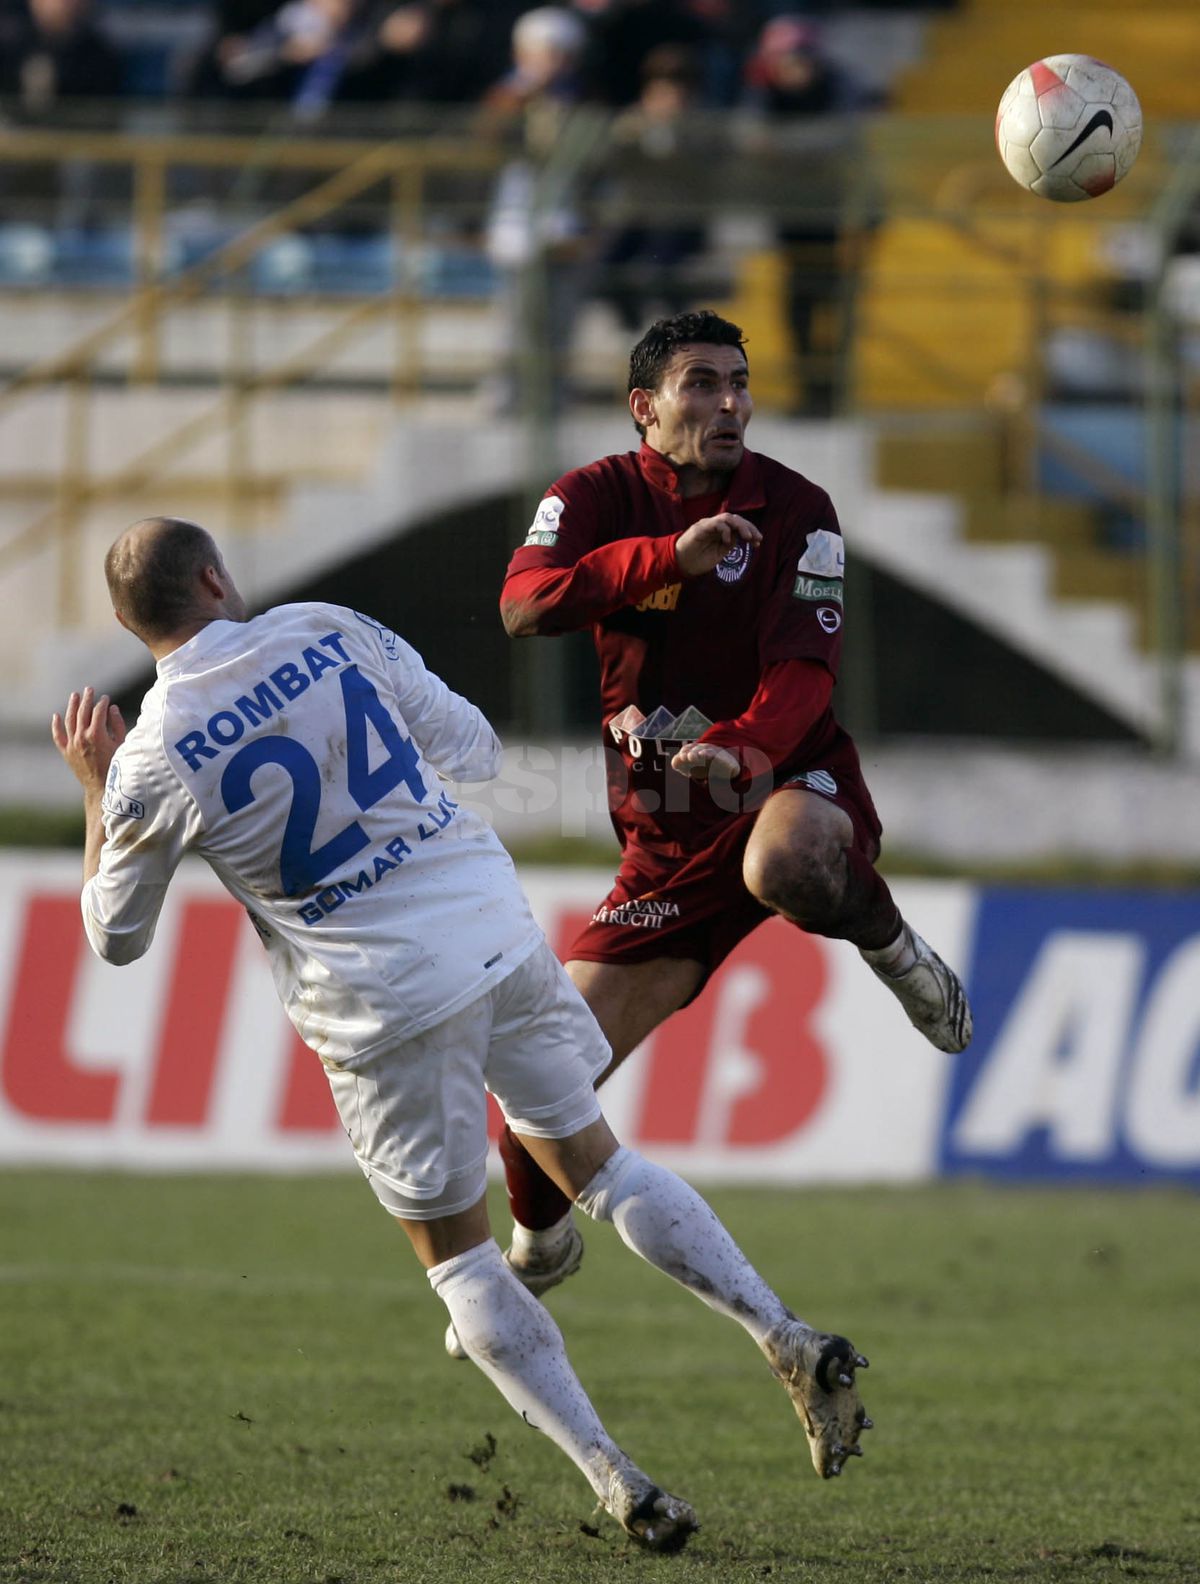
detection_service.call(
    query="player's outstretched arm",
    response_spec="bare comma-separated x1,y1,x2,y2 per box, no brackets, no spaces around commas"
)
384,632,503,783
51,687,125,886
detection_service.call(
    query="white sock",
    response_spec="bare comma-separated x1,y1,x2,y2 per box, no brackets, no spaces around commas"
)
428,1240,639,1504
575,1148,795,1345
860,921,916,977
509,1209,573,1261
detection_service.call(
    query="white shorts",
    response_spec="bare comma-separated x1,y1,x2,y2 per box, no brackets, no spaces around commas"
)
326,941,609,1220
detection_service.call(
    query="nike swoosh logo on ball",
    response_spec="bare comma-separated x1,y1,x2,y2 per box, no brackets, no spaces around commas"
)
1049,108,1114,168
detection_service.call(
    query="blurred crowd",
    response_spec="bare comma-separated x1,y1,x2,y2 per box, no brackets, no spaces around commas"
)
0,0,886,122
0,0,900,414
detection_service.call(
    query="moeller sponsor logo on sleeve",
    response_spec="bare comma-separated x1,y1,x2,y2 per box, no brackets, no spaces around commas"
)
524,494,565,546
793,529,844,603
792,575,843,605
636,583,681,613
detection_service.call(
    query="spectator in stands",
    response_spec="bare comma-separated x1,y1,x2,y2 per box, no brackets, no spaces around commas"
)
188,0,532,113
581,0,714,108
594,45,713,330
190,0,373,117
351,0,528,105
0,0,122,113
480,3,589,120
739,14,877,415
479,6,595,413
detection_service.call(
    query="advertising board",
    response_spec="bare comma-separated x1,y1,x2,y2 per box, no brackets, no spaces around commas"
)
1,856,1196,1186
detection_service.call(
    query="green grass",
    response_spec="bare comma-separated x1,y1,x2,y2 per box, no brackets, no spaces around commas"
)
2,1174,1198,1584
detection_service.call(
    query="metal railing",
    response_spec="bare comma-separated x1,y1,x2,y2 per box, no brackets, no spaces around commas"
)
0,123,503,621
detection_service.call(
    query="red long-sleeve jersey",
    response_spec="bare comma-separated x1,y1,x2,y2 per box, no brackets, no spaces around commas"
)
501,441,854,853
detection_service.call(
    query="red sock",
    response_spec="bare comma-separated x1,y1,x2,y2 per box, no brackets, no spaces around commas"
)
499,1124,572,1231
840,848,902,950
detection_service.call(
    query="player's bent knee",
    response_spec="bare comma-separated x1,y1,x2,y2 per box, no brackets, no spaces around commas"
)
744,844,843,927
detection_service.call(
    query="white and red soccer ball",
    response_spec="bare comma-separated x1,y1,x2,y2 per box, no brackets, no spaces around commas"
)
995,55,1142,202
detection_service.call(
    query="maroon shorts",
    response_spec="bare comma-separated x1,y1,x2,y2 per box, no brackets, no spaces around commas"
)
567,748,883,986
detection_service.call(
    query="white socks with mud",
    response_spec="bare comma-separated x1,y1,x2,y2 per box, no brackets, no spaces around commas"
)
428,1240,638,1504
860,920,917,978
575,1146,793,1345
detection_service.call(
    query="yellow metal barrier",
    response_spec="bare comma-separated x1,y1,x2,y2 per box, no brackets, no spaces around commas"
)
0,126,504,619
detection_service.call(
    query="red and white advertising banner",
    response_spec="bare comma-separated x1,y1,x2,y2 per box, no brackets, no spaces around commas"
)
0,853,971,1182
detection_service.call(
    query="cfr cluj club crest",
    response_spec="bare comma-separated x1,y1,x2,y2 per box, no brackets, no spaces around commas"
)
716,541,751,584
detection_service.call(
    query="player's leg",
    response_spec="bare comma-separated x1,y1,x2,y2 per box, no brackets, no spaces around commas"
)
493,954,703,1294
400,1197,695,1551
743,787,972,1053
483,947,870,1482
516,1115,871,1481
567,955,706,1080
333,996,696,1553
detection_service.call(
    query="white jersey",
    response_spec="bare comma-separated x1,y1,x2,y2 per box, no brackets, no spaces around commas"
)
83,602,542,1065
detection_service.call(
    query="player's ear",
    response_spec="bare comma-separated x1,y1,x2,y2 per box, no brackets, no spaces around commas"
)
629,386,656,430
198,562,226,600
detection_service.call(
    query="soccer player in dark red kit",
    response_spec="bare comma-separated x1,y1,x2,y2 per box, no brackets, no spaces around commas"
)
449,308,972,1346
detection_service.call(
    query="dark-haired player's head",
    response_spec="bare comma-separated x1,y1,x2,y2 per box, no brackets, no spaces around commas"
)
105,517,246,643
628,310,747,438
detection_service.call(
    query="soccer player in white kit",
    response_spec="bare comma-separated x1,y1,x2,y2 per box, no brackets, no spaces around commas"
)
52,518,872,1551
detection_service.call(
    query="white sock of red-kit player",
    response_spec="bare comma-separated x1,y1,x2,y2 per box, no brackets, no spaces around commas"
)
575,1147,795,1343
428,1240,644,1501
510,1211,574,1262
859,923,918,977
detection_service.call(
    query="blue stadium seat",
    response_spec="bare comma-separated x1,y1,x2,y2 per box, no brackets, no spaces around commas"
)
0,225,57,287
54,227,137,288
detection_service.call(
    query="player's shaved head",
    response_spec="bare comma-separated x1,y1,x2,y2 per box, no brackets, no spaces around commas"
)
105,517,225,640
628,310,748,435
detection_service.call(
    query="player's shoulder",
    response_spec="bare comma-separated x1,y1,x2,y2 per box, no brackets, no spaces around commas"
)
549,449,641,500
256,599,357,634
750,449,840,532
253,601,396,654
752,449,834,507
119,683,167,762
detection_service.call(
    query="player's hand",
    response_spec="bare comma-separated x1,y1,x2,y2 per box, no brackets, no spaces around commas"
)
674,513,762,579
671,742,740,782
51,688,126,794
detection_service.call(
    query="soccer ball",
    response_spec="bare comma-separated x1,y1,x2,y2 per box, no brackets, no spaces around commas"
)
995,55,1142,202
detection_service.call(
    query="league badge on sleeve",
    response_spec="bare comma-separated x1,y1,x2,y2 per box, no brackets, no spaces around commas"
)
354,610,401,659
524,495,565,547
793,527,846,604
796,528,845,579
